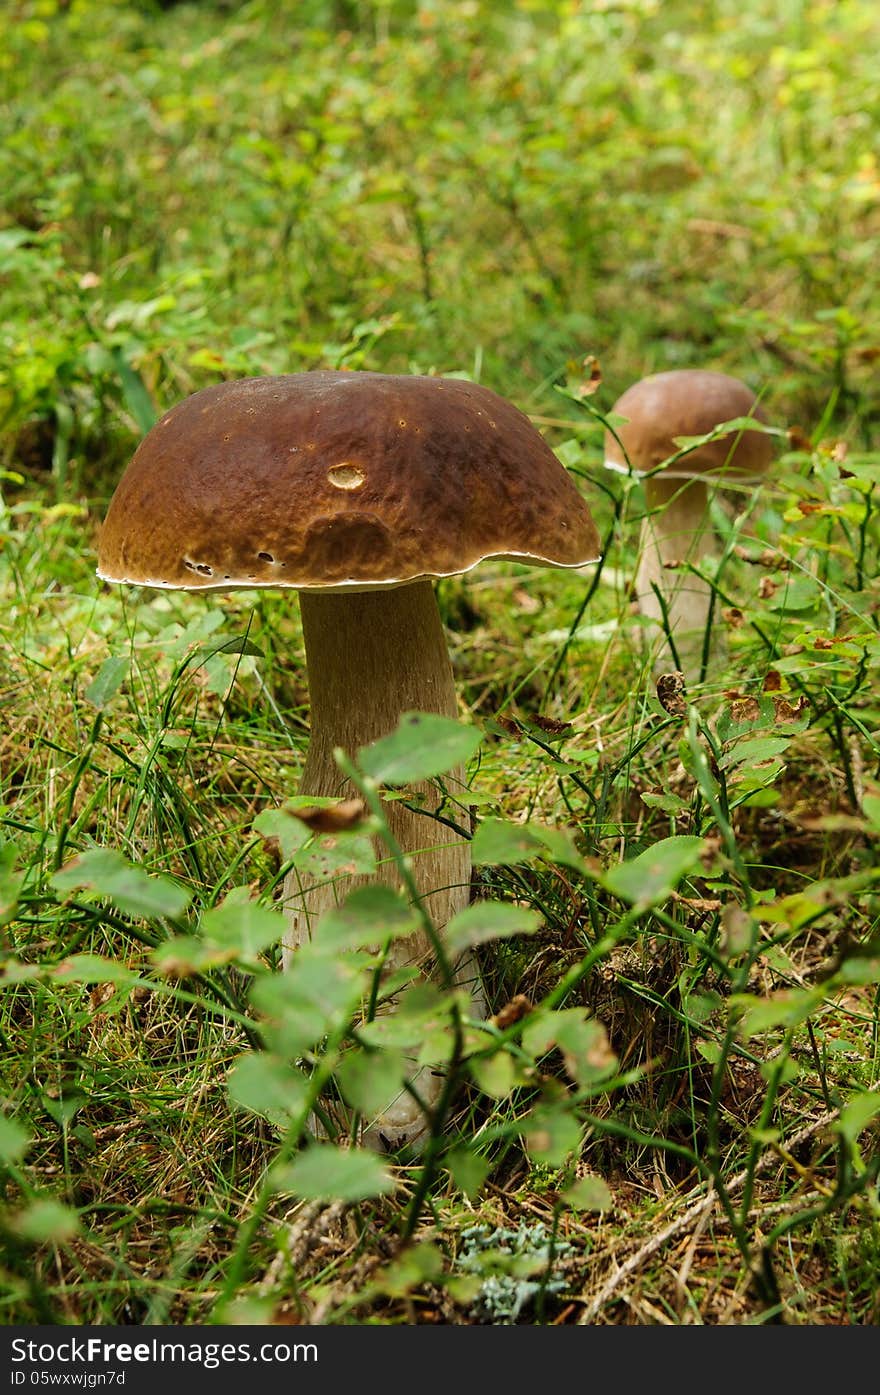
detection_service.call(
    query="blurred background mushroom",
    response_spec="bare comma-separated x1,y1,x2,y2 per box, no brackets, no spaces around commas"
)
604,369,774,681
97,369,601,1149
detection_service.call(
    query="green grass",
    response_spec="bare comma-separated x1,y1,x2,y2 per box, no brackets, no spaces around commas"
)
2,0,880,1326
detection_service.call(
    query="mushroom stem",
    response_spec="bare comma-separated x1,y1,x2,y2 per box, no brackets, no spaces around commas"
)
282,581,472,981
635,474,715,676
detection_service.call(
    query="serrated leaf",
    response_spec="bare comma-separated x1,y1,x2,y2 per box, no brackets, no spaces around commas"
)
51,849,190,920
603,835,705,909
84,655,129,709
358,712,480,784
272,1146,395,1202
563,1173,613,1212
445,901,542,954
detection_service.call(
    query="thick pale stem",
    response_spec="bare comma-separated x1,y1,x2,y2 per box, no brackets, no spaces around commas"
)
282,582,473,983
635,475,716,677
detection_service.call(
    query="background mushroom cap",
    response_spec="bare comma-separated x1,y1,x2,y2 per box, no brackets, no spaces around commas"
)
604,369,773,480
97,371,601,591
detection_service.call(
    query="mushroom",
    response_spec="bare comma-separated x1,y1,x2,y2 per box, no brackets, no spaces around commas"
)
97,370,601,1149
604,370,773,678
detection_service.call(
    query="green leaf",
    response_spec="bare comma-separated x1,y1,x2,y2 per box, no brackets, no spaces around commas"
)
51,849,190,920
112,346,157,434
292,829,377,881
522,1009,617,1086
735,987,826,1039
199,893,286,958
12,1199,80,1244
357,712,481,784
835,1091,880,1146
335,1048,409,1118
51,955,139,985
603,835,705,909
471,818,545,866
317,885,419,952
252,808,312,862
445,900,542,954
252,949,363,1056
563,1174,613,1212
375,1243,444,1297
227,1052,310,1127
469,1049,517,1099
0,841,23,928
272,1146,395,1202
445,1145,490,1201
84,655,129,709
523,1098,582,1167
0,1114,30,1165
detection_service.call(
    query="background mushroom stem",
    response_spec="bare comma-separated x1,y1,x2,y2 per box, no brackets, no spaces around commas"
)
282,581,474,985
635,474,715,675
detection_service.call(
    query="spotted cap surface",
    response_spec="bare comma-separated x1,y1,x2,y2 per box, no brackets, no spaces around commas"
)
604,370,773,480
97,371,601,591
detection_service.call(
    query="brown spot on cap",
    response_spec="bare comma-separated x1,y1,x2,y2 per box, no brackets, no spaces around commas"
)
604,370,774,481
97,371,601,591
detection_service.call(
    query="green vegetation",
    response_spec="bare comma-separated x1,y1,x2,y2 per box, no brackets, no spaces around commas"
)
2,0,880,1325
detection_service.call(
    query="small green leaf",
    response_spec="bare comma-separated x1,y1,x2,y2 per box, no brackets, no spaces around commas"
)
0,841,23,927
199,894,285,958
835,1091,880,1146
84,655,129,709
471,818,545,866
358,712,481,784
522,1009,616,1086
13,1199,80,1244
112,346,157,434
273,1146,395,1202
51,849,190,920
469,1049,517,1099
317,885,419,952
735,986,825,1039
252,950,363,1055
446,1145,491,1201
216,636,265,657
227,1052,310,1126
375,1241,443,1296
603,835,705,909
252,809,312,861
563,1174,613,1212
445,901,542,954
0,1114,30,1165
523,1098,582,1166
335,1048,409,1118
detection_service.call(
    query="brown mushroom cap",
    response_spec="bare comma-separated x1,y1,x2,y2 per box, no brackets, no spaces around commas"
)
604,370,773,480
97,371,601,591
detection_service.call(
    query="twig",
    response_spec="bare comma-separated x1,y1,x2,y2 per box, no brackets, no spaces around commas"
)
576,1109,837,1323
